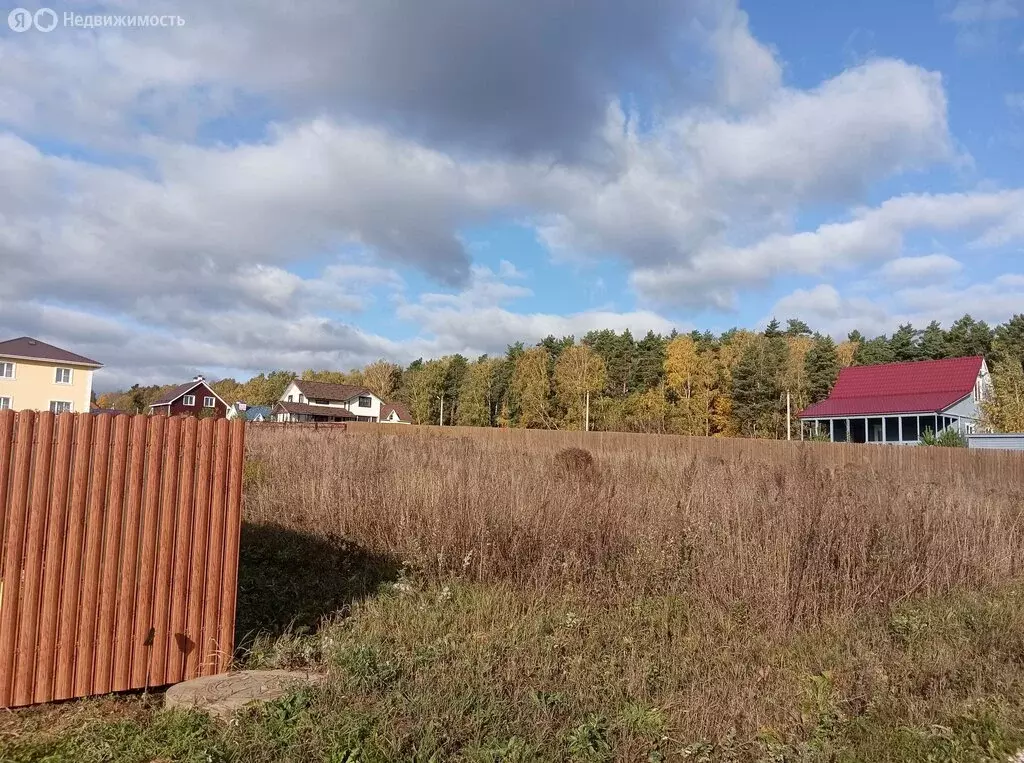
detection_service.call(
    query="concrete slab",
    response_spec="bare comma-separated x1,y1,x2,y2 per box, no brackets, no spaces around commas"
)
164,670,325,719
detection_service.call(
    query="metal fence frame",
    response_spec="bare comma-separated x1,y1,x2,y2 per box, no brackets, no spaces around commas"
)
0,411,245,708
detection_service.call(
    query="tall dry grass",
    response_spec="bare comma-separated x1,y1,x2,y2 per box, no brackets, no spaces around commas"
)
244,427,1024,628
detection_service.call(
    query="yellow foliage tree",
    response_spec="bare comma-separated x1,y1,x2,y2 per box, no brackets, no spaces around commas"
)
511,347,553,428
362,360,401,400
664,336,717,435
983,361,1024,433
837,340,858,368
554,344,606,429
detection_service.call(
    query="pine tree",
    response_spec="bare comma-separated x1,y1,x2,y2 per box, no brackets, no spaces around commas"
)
784,318,812,337
629,331,667,393
889,323,921,362
804,336,841,403
854,336,894,366
732,335,787,437
993,315,1024,371
945,315,993,359
583,329,634,397
918,321,948,360
442,354,468,424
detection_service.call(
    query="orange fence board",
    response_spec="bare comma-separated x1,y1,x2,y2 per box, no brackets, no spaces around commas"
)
0,412,245,708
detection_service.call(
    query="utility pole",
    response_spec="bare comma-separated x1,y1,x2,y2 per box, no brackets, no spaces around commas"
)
585,390,590,433
786,390,792,441
439,395,444,426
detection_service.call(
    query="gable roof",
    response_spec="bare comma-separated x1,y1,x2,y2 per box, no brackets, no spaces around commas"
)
291,379,373,402
274,401,358,419
150,379,227,408
0,337,102,367
381,402,412,422
244,405,272,421
799,356,984,419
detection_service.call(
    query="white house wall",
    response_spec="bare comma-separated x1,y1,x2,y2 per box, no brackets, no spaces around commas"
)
942,395,981,422
278,381,384,421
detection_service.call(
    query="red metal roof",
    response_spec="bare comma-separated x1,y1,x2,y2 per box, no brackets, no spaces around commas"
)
799,356,983,419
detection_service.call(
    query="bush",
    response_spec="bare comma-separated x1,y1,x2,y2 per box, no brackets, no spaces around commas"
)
920,427,967,448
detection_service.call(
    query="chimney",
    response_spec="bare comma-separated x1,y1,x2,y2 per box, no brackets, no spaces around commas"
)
238,402,248,411
193,374,205,383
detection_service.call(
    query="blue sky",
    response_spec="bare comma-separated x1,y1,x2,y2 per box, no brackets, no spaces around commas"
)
0,0,1022,389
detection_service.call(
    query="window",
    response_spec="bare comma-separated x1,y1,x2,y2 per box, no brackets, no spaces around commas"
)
182,394,196,407
884,417,900,443
299,395,306,403
287,394,293,402
919,415,937,440
49,401,72,414
901,416,919,442
54,367,72,384
0,397,10,410
358,395,372,408
833,419,848,442
850,419,867,444
0,362,13,379
203,396,215,408
867,418,884,443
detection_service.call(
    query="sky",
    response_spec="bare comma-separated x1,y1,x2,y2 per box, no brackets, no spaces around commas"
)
0,0,1022,391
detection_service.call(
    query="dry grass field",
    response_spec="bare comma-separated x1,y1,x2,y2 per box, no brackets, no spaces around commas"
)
6,426,1024,762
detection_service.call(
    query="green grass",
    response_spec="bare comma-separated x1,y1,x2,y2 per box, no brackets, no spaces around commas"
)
5,582,1024,762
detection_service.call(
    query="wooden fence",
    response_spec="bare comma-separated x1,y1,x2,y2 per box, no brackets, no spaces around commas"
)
0,411,245,709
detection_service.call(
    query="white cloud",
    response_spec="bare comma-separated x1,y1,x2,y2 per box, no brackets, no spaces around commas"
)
1007,92,1024,112
632,190,1024,306
944,0,1021,24
876,254,964,285
771,273,1024,339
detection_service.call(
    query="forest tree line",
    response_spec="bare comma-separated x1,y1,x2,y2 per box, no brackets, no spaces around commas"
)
97,314,1024,436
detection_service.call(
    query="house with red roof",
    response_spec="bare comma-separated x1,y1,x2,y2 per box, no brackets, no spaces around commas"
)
798,356,991,444
148,375,229,418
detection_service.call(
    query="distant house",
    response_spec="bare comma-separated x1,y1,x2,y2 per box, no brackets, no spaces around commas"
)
149,375,228,418
798,356,991,444
226,402,272,422
273,379,385,423
0,336,102,414
380,402,413,424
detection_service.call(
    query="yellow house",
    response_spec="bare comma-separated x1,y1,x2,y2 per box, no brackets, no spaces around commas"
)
0,337,102,414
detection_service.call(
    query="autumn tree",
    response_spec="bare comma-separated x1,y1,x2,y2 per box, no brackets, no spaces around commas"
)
510,347,552,428
664,335,716,435
362,360,402,400
457,356,502,427
983,361,1024,433
409,359,448,425
554,344,606,429
783,334,815,420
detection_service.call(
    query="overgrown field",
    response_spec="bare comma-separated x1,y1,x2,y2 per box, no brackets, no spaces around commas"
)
5,428,1024,762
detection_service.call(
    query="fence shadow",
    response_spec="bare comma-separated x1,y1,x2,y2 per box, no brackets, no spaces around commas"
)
234,522,399,650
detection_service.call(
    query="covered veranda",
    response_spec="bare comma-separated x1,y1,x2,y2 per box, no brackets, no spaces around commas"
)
801,413,971,444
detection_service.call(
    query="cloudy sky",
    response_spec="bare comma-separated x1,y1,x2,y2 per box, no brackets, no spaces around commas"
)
1,0,1022,389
